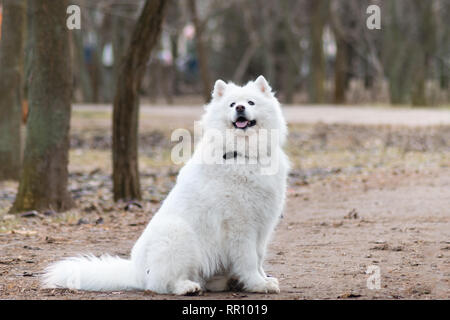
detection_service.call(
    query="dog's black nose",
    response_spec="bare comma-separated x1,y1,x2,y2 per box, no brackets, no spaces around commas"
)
236,105,245,113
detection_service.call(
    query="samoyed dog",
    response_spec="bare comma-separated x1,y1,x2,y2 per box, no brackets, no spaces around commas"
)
43,75,289,295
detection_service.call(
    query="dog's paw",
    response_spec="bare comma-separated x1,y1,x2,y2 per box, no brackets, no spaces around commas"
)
265,276,279,288
245,279,280,294
173,280,202,296
264,278,280,293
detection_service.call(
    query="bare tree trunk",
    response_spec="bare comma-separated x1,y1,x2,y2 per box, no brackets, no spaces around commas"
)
261,3,276,84
187,0,212,102
73,31,93,102
0,0,26,181
330,0,347,104
112,0,168,202
11,0,73,213
334,37,348,104
309,0,328,103
411,0,435,106
411,52,427,106
232,3,260,84
280,0,300,104
170,31,181,95
384,0,415,105
111,3,137,87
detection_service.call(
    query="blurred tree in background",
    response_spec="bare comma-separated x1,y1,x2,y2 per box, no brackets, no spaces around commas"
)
0,0,26,181
11,0,74,212
112,0,168,201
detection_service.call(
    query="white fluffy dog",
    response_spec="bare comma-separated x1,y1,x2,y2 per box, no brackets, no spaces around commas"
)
43,75,289,295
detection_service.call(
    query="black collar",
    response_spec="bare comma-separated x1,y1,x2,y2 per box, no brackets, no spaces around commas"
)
223,151,238,159
222,151,252,160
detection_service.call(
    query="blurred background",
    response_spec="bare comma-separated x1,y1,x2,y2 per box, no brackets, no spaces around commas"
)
0,0,449,206
0,0,449,205
80,0,450,106
2,0,447,107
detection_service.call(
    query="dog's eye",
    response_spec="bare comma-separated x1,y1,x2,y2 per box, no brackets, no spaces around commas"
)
248,101,255,106
230,102,235,108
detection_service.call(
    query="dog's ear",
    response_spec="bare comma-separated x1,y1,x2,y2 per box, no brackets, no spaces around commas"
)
212,79,227,99
255,75,272,95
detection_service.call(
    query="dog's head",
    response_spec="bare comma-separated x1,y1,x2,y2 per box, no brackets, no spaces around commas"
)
202,76,287,146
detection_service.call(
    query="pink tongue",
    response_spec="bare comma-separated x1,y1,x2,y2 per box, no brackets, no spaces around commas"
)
235,120,248,128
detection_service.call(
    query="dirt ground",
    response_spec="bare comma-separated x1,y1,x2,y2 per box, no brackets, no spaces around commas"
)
0,105,449,300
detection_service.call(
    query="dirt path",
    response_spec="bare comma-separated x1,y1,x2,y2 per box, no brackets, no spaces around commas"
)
1,168,448,299
274,168,450,299
74,104,450,127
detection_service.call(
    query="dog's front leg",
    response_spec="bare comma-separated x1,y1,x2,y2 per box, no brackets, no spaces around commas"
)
256,235,280,290
231,242,280,294
256,238,267,278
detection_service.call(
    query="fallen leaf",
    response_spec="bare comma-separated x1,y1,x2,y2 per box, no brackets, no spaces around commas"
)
20,211,41,218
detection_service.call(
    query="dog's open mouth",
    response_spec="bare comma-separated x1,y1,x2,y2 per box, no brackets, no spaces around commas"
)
233,117,257,129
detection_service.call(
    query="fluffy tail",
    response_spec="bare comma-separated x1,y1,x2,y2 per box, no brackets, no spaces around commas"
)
42,254,140,291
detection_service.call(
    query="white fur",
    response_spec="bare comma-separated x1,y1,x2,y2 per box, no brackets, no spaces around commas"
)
42,76,289,295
